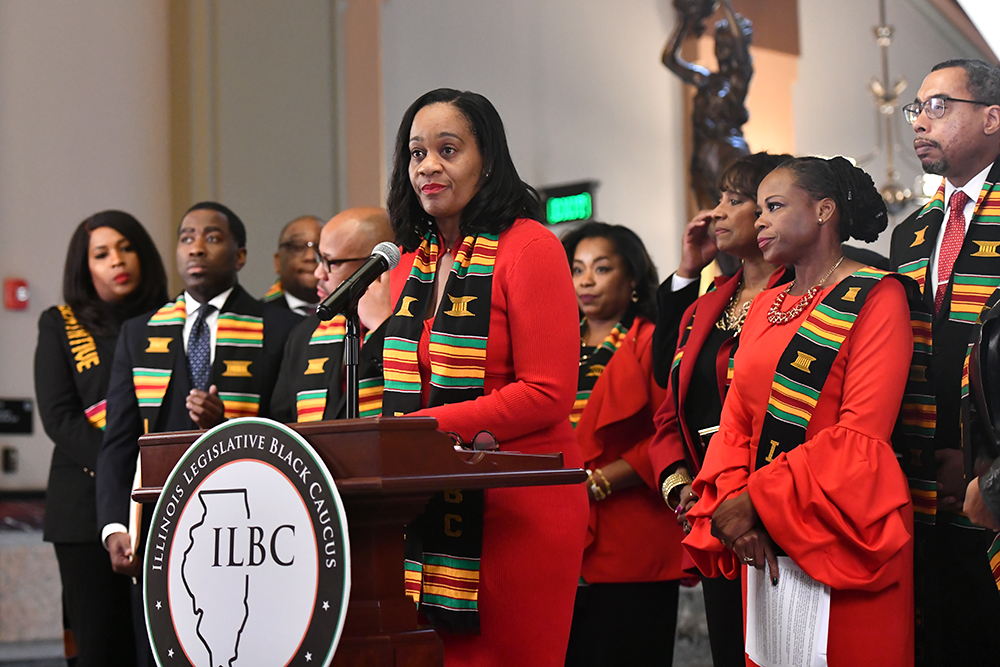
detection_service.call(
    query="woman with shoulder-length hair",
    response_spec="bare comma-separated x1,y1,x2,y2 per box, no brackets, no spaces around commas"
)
383,88,588,666
560,222,687,666
34,210,168,667
684,156,919,666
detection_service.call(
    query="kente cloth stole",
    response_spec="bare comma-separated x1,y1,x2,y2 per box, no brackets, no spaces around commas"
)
970,291,1000,587
133,292,265,432
754,271,936,517
294,317,385,421
669,288,738,460
897,175,1000,324
262,279,283,303
570,317,631,428
57,304,107,430
296,316,346,422
384,231,497,635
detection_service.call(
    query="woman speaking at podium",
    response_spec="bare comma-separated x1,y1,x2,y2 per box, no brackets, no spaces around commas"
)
383,88,587,666
34,211,167,667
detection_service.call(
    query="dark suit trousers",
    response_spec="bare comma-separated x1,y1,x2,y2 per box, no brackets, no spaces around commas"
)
54,542,137,667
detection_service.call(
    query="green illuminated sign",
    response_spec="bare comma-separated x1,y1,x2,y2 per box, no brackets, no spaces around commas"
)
546,192,593,224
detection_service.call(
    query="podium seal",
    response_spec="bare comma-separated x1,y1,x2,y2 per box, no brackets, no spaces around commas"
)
143,418,350,667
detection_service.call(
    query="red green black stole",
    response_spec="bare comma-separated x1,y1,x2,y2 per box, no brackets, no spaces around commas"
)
571,317,631,427
965,289,1000,588
754,270,935,501
133,289,265,432
295,316,384,421
895,169,1000,530
669,282,742,463
897,177,1000,325
57,304,107,430
383,231,498,635
262,279,283,303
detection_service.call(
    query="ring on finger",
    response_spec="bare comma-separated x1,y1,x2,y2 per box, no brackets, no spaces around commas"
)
742,555,753,564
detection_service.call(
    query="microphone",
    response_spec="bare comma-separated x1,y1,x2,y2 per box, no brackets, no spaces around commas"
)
316,241,401,320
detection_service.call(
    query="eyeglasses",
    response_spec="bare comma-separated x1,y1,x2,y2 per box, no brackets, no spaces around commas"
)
313,247,369,272
279,240,317,256
446,430,500,452
902,95,988,124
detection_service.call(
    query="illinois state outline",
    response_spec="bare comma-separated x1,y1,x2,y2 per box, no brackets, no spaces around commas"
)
182,489,252,667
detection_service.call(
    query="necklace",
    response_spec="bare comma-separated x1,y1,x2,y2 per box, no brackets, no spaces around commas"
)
767,256,845,325
716,279,752,334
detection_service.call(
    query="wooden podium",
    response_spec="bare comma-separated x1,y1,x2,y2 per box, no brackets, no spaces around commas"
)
134,416,586,666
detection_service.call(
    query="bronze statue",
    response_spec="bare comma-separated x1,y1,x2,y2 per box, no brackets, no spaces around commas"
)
664,0,754,210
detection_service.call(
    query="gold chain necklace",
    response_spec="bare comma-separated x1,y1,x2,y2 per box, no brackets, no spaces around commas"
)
766,256,845,325
716,279,752,334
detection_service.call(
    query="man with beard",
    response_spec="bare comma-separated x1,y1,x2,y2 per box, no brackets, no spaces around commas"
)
890,59,1000,666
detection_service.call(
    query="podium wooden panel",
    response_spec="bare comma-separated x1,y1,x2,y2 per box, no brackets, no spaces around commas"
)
135,416,587,666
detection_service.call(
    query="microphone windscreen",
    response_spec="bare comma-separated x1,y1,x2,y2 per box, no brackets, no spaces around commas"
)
372,241,401,270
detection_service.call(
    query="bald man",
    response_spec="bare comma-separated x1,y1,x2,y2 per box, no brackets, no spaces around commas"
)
263,215,323,315
269,207,394,422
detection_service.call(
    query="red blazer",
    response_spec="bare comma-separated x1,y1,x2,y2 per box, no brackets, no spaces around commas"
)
649,267,787,481
576,316,686,583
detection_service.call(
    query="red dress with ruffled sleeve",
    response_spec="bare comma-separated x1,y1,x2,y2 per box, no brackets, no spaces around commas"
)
684,278,915,667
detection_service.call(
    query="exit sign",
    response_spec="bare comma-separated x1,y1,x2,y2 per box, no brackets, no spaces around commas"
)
539,181,598,226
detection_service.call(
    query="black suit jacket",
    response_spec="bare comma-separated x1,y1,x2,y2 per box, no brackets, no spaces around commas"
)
270,317,387,423
34,307,119,543
95,285,298,530
889,157,1000,455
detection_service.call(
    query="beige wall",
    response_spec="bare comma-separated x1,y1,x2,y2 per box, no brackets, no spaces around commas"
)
382,0,690,280
0,1,172,490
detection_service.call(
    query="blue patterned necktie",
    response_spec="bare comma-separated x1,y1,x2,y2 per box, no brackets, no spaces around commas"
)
188,304,215,391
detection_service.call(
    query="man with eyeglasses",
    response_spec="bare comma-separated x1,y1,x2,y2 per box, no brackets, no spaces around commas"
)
263,215,323,316
270,207,395,423
890,58,1000,666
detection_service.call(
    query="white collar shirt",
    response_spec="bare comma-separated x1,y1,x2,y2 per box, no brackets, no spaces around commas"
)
930,163,992,296
182,287,234,364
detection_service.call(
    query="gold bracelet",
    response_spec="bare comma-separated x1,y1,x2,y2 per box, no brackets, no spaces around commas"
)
586,469,609,502
661,471,693,509
593,468,612,496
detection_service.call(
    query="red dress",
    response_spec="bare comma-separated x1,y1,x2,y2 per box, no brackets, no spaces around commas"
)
390,219,589,667
684,278,915,667
575,316,686,583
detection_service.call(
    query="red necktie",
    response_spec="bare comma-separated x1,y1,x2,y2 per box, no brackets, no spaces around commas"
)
935,189,971,314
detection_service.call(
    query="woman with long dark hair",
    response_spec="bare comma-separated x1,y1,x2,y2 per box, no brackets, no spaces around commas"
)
560,222,686,666
384,88,587,665
684,157,918,666
648,152,790,665
34,210,167,667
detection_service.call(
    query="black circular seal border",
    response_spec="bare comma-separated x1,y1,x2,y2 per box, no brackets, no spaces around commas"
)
143,417,351,667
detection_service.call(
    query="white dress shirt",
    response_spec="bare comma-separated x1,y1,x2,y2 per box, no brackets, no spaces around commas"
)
930,163,992,297
182,287,233,365
282,291,317,317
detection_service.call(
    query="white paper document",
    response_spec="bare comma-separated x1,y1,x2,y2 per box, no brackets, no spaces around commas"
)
745,556,831,667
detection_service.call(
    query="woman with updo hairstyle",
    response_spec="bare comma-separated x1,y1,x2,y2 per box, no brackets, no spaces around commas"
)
34,210,167,667
683,156,920,666
560,222,685,666
384,88,587,665
649,151,791,666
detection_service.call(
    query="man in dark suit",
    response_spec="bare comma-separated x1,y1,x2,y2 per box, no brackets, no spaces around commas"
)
889,59,1000,666
270,207,393,422
262,214,323,315
95,202,298,665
